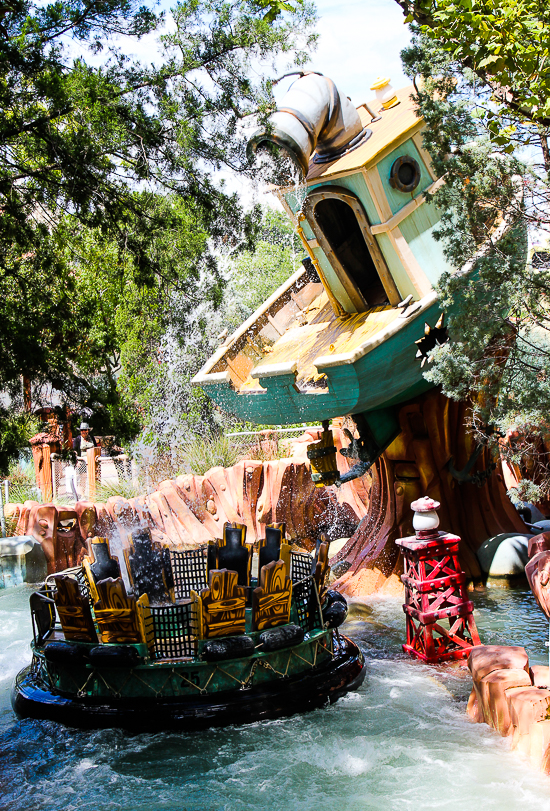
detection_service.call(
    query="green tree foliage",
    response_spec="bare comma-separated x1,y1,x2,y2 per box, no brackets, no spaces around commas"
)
402,33,550,500
394,0,550,160
223,208,301,331
122,205,301,475
0,0,316,468
0,410,40,474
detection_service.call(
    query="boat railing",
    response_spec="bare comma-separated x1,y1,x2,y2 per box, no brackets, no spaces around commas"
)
30,585,60,646
292,575,323,633
290,550,316,584
169,547,209,601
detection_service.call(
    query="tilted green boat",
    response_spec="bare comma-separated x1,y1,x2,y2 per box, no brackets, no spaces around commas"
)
192,73,520,476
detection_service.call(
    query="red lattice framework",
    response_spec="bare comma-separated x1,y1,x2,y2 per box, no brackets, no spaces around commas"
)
396,531,481,664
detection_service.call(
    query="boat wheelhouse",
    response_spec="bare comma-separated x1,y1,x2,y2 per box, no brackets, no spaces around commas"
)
192,76,453,464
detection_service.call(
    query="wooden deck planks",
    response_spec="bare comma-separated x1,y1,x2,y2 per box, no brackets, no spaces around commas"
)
239,291,399,391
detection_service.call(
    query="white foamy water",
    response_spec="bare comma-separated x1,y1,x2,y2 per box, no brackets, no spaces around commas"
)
2,584,550,811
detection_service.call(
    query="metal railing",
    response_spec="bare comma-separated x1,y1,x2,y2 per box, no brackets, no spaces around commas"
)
225,424,323,438
51,454,132,501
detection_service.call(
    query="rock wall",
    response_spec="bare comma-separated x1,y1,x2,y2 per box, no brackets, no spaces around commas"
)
467,644,550,774
5,428,365,575
5,414,527,595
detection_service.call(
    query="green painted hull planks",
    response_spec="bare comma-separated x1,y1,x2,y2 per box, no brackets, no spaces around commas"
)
12,631,365,732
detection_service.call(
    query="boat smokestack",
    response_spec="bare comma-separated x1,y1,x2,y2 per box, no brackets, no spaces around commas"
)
248,72,372,178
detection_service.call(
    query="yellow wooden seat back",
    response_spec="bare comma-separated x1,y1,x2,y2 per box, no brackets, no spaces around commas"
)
94,577,152,648
191,569,246,639
53,574,98,643
279,543,291,578
252,560,292,632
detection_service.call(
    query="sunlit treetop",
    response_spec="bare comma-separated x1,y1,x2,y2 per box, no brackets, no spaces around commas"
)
395,0,550,134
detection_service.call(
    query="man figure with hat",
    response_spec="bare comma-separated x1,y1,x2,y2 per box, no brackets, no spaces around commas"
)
72,422,98,457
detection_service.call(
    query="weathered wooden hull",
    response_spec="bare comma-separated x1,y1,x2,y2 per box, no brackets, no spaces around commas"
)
199,292,440,425
12,633,365,732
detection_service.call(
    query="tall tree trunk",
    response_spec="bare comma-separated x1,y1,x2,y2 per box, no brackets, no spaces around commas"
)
332,388,527,594
540,131,550,176
22,375,31,411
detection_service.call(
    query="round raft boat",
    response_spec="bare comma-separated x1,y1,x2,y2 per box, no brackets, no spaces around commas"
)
12,525,365,732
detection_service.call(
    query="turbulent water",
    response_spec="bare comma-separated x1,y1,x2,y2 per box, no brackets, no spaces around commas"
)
2,585,550,811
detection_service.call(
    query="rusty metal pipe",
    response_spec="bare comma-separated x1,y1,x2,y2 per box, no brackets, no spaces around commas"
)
248,73,371,178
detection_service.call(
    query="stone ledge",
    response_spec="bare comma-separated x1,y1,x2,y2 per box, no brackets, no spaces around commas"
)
467,644,550,774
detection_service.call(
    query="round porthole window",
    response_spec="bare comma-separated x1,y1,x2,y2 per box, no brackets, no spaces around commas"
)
389,156,421,193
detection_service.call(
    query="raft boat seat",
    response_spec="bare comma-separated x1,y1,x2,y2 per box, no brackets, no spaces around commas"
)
208,522,252,588
82,536,121,605
191,568,247,639
258,523,291,577
252,560,292,632
29,586,65,645
52,573,98,643
93,576,153,648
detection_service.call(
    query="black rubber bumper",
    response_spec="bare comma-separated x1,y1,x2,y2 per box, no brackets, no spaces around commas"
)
12,636,365,732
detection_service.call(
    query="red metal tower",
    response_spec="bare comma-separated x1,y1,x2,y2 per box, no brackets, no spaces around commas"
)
396,498,481,664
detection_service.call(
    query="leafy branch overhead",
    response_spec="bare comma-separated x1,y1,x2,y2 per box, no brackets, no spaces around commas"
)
0,0,316,468
402,31,550,502
395,0,550,139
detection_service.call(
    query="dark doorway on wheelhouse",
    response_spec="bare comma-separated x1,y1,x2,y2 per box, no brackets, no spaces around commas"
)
303,186,400,313
314,197,387,307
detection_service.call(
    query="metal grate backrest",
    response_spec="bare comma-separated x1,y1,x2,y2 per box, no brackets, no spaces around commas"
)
290,551,313,584
292,576,318,633
30,587,56,645
169,548,208,600
74,567,92,605
149,602,197,660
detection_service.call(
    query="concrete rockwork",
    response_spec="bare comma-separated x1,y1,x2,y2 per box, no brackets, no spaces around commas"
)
0,536,47,589
467,644,550,773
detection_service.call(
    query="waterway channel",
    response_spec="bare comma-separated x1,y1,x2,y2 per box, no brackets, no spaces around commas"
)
2,584,550,811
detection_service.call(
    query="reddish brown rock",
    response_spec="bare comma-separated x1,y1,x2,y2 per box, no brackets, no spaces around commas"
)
530,665,550,688
477,669,532,735
468,645,530,683
74,501,97,540
528,533,550,559
332,566,404,598
526,719,550,769
467,689,482,723
526,550,550,619
465,644,550,775
25,503,87,573
15,500,39,536
8,448,364,572
507,686,550,749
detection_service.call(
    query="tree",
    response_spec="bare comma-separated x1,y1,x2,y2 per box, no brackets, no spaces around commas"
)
400,31,550,504
121,206,301,474
394,0,550,157
221,208,302,332
0,0,316,469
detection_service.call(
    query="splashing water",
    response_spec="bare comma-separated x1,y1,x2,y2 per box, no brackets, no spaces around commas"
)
3,585,550,811
253,146,308,216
